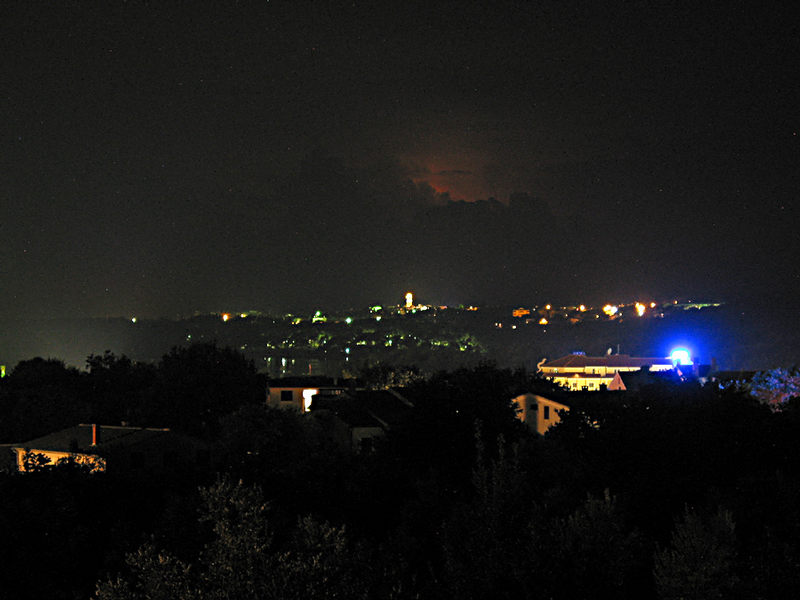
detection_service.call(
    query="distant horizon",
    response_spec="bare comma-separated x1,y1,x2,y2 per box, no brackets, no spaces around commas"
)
0,295,731,322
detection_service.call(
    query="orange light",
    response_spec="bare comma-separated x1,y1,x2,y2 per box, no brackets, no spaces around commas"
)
221,313,231,322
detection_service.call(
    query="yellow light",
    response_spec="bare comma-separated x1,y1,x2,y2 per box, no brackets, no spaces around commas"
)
545,304,551,310
603,304,618,316
131,317,137,323
635,302,646,317
539,317,548,325
302,388,319,413
405,291,413,309
650,302,656,308
579,304,586,312
240,313,247,318
222,313,230,322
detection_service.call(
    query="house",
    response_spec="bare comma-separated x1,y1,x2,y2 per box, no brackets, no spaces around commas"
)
266,376,346,412
512,393,570,435
10,423,208,473
311,389,413,452
539,354,674,391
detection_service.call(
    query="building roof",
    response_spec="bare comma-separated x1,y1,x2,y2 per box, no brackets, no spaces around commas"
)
541,354,673,369
12,424,173,454
312,389,413,430
615,369,680,391
348,390,413,428
267,376,340,388
312,395,383,428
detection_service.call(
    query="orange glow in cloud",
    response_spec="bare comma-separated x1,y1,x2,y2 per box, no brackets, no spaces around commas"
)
406,150,497,202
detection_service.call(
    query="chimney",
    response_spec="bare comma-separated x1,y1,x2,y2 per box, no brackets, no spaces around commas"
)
92,424,100,446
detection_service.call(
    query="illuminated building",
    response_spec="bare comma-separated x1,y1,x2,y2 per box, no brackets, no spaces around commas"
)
512,393,570,435
11,424,207,473
405,291,413,309
539,354,674,391
266,376,344,413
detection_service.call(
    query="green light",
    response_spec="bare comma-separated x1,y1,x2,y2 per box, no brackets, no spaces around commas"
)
345,317,352,324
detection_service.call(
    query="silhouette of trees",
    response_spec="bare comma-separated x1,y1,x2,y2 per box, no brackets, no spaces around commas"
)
4,355,800,599
653,507,738,600
95,477,375,600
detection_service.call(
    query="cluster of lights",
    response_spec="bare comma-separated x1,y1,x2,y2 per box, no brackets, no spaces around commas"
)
603,304,618,316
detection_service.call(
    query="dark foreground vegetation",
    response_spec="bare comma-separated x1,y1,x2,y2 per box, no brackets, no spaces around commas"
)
1,343,799,599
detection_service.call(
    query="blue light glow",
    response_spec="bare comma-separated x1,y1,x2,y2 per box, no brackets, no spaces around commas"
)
670,348,692,365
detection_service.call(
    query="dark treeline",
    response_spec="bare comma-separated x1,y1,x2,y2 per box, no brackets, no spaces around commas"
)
1,344,799,599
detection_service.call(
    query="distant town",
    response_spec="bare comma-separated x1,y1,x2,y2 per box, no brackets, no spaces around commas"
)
3,292,796,379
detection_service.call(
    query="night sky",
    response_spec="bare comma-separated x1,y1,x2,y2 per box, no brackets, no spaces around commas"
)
2,2,798,319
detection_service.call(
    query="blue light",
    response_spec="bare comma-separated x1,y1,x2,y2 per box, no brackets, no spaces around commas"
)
670,348,692,365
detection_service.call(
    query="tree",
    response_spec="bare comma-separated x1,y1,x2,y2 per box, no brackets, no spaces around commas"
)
0,357,87,442
95,477,376,600
149,343,261,437
750,367,800,409
95,545,197,600
440,434,534,600
653,507,738,600
533,491,644,600
85,351,156,426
